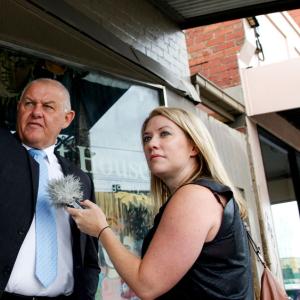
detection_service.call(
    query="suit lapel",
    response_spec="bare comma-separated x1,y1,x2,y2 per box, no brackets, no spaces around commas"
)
56,152,86,264
13,132,39,207
28,154,39,207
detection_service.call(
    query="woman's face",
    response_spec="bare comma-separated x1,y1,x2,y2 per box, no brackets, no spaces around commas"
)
142,115,198,181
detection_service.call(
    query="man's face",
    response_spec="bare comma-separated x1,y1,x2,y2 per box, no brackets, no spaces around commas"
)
17,81,75,149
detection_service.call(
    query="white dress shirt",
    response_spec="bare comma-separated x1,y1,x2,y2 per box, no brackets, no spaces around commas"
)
5,145,74,296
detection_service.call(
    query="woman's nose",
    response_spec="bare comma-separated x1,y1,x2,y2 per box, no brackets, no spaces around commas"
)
147,135,159,149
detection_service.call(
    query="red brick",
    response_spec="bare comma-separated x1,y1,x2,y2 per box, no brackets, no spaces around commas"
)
289,9,300,27
185,19,245,87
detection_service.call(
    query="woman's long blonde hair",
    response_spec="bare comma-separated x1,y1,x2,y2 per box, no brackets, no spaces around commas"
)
141,106,247,219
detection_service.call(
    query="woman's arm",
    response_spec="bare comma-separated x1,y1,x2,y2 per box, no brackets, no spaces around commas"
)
68,184,224,299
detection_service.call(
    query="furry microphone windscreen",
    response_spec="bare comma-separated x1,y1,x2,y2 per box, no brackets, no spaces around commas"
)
47,175,84,209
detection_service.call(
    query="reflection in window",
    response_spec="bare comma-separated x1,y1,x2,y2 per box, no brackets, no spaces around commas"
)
84,75,160,299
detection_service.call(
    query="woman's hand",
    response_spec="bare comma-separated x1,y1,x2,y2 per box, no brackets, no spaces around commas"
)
67,200,109,238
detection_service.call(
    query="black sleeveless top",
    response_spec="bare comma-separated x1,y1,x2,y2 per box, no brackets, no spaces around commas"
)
141,179,253,300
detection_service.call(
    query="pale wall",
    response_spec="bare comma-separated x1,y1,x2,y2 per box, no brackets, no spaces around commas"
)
240,12,300,69
239,12,300,116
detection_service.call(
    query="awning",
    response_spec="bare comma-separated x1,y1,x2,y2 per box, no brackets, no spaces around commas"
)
148,0,300,29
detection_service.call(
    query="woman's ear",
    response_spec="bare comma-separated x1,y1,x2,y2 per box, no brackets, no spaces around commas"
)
190,145,199,157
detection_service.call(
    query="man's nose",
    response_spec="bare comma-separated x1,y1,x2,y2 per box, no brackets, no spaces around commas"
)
31,104,43,116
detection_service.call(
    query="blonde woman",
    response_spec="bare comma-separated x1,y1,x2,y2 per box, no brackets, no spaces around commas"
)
68,107,253,299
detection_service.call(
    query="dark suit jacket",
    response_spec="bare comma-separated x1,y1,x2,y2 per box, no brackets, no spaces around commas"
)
0,127,100,299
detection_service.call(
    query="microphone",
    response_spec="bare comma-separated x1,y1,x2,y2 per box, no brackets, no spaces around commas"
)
47,175,84,209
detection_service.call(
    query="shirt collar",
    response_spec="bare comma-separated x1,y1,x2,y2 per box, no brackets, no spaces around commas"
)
23,144,56,163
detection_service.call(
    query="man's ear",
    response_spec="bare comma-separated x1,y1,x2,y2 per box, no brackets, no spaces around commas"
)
17,100,21,111
63,110,75,129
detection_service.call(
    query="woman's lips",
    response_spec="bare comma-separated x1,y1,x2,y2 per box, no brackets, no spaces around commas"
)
150,154,164,160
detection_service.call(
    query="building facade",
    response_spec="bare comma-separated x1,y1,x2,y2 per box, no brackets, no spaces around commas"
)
2,0,294,299
0,1,198,299
186,9,300,299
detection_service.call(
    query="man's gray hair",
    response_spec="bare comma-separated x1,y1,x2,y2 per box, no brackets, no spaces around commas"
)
20,78,71,112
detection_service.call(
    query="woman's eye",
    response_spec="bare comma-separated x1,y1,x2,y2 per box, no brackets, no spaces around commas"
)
143,136,151,143
160,131,171,137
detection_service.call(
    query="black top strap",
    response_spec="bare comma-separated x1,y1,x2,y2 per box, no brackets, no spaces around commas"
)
192,178,232,208
212,192,225,209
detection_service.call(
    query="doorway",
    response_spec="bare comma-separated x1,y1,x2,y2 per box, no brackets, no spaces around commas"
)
259,128,300,299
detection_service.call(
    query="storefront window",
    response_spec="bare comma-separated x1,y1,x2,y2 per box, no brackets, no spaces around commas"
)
79,74,160,300
0,48,162,300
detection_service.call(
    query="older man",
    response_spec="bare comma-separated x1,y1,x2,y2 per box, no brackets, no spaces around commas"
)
0,78,100,299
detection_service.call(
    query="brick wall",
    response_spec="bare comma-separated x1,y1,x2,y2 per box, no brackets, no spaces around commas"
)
185,20,244,89
65,0,190,78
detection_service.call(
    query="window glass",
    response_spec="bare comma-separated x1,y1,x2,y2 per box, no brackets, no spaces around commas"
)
272,201,300,296
0,47,162,300
75,74,159,299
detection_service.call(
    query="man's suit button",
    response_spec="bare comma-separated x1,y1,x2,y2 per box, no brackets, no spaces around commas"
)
17,229,25,236
3,266,11,275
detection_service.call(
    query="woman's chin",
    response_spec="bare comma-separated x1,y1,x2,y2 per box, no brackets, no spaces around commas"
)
152,169,168,180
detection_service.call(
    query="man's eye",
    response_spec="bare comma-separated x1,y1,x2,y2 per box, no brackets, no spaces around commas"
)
24,101,34,107
143,136,151,143
44,105,54,111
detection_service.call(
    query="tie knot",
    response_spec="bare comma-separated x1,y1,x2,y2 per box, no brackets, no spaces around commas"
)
28,149,47,160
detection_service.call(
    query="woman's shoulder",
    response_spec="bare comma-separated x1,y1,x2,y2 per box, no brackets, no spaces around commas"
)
164,182,227,243
168,183,222,212
191,178,233,201
175,183,215,198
